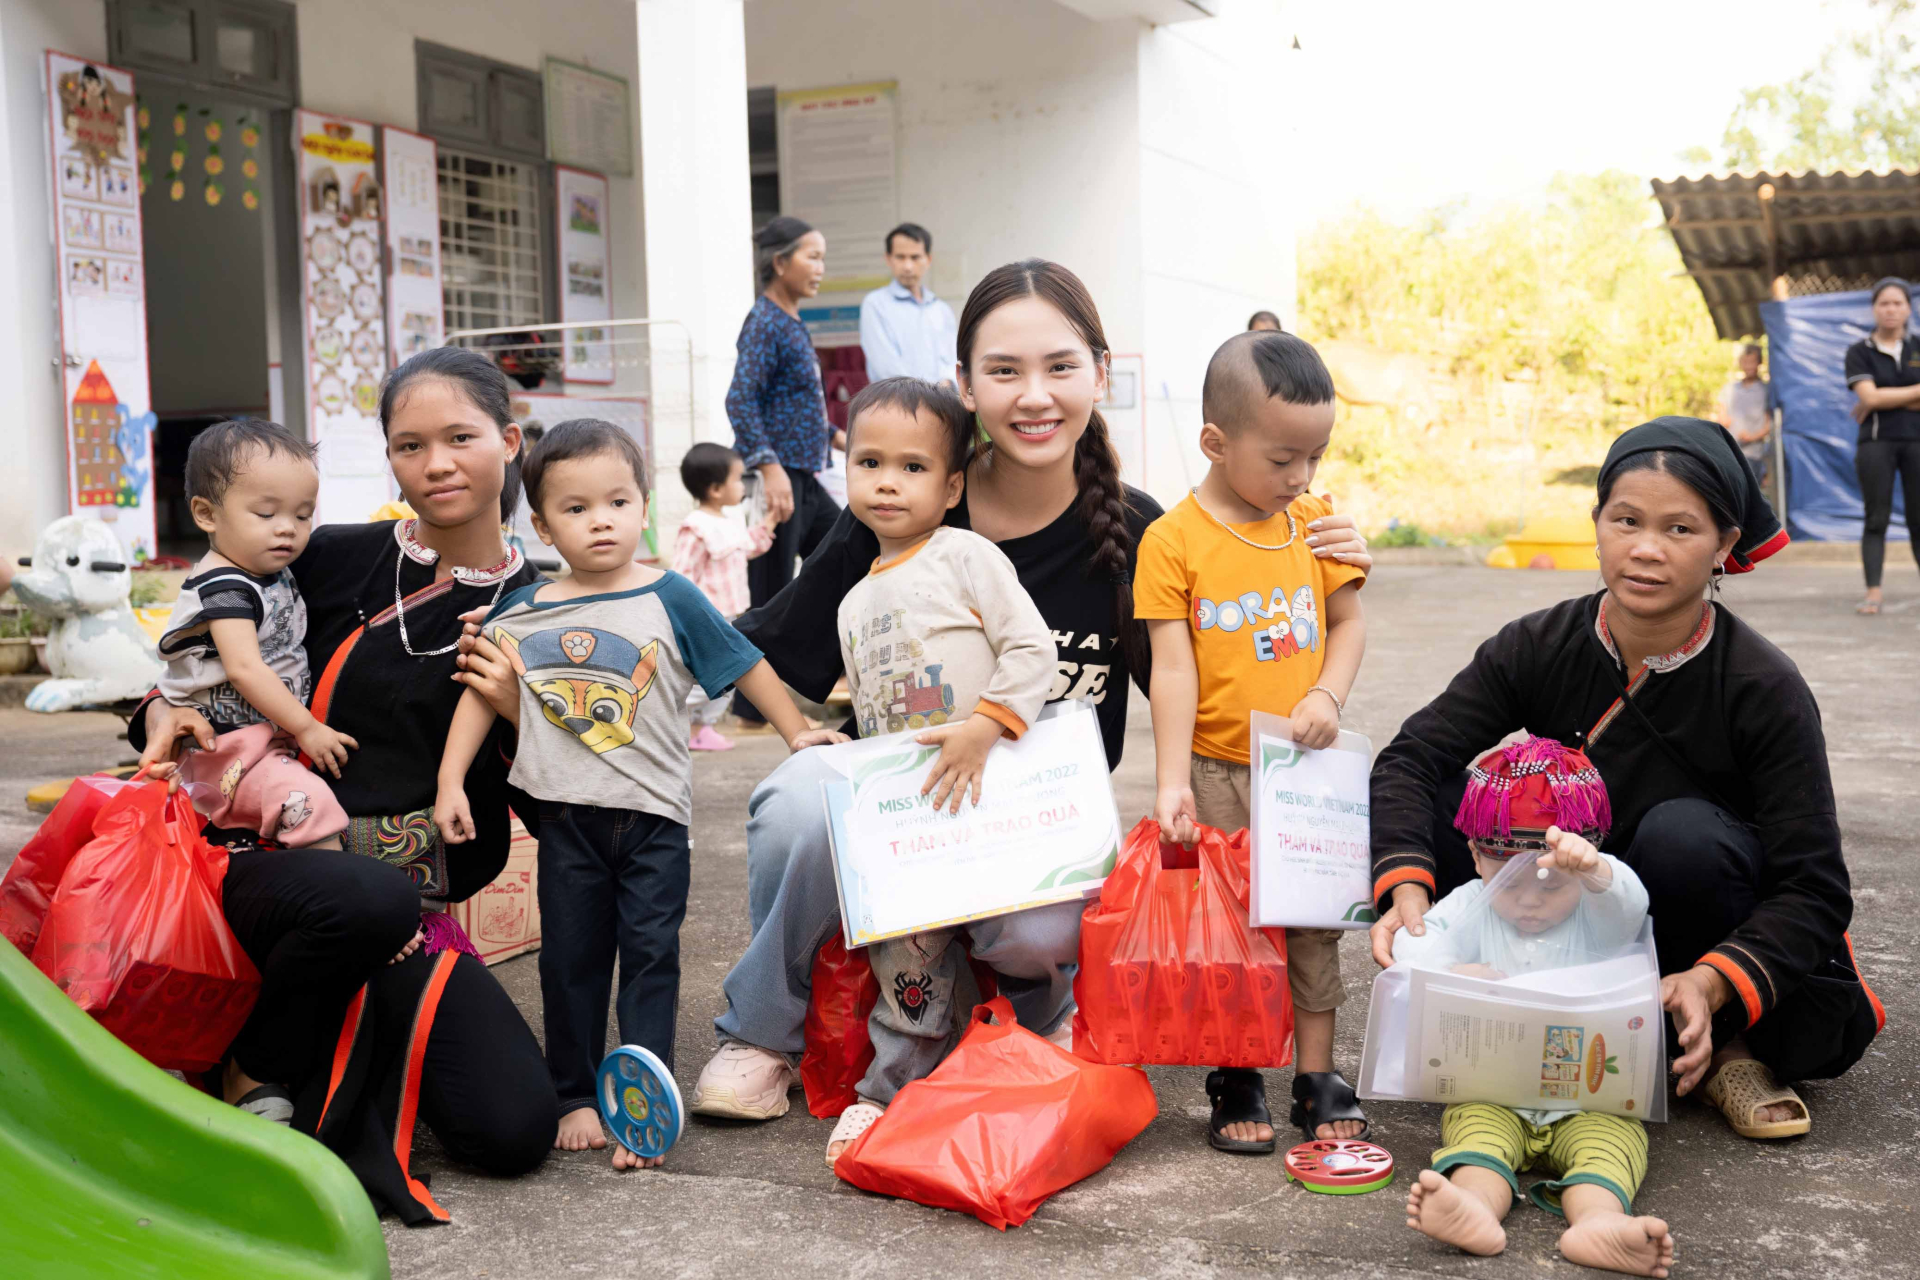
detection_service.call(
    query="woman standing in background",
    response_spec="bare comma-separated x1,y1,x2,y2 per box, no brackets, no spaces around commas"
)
1843,277,1920,615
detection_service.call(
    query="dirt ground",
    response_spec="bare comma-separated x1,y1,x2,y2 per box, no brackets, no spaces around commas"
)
3,562,1913,1279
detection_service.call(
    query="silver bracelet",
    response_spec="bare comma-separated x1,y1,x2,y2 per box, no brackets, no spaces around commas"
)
1305,685,1345,718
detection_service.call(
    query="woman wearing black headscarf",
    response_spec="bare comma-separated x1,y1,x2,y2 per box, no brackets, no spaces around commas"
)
1365,417,1882,1140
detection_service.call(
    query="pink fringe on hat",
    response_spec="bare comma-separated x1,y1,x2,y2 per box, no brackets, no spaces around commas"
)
1453,735,1612,843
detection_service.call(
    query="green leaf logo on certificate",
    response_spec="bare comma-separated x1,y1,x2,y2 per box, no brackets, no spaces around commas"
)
1248,712,1375,930
820,700,1121,947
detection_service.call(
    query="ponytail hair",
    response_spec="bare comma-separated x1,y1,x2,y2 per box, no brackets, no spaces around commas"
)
957,259,1148,681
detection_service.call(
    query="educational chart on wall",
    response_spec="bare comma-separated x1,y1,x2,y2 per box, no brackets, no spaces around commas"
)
381,127,442,367
777,81,897,294
47,51,156,561
296,109,390,522
544,58,633,178
555,166,614,385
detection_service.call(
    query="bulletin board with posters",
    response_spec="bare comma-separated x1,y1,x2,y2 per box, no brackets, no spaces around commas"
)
777,81,897,295
297,109,390,522
381,127,443,367
46,51,156,561
554,166,613,384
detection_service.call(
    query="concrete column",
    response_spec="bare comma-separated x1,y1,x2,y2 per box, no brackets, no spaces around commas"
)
634,0,754,533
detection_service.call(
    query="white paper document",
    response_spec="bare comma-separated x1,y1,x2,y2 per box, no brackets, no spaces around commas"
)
820,700,1119,947
1247,715,1374,929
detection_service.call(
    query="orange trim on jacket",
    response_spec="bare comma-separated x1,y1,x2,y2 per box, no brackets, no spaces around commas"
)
1372,864,1436,905
392,951,459,1223
317,986,367,1132
973,699,1027,740
1844,931,1887,1034
1699,950,1764,1026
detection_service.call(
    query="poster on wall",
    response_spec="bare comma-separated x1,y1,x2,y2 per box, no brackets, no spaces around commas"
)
777,81,897,295
507,393,648,559
544,58,633,178
297,109,390,522
555,166,613,385
47,51,156,561
381,126,443,367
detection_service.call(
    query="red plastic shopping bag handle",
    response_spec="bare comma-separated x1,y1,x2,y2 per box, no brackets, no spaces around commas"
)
969,995,1020,1029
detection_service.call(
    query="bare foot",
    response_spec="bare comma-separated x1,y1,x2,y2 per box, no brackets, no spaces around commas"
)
611,1143,662,1171
1219,1120,1275,1144
1559,1213,1674,1277
556,1108,609,1151
1406,1170,1507,1256
1315,1118,1366,1140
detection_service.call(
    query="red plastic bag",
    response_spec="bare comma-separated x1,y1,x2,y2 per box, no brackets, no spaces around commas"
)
802,931,1002,1118
1071,817,1293,1068
801,929,881,1118
834,995,1157,1229
30,782,260,1073
0,772,141,954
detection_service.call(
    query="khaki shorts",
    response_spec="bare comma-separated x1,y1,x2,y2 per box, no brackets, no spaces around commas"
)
1190,752,1346,1012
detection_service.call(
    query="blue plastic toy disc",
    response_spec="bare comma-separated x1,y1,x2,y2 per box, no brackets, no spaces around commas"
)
597,1044,684,1159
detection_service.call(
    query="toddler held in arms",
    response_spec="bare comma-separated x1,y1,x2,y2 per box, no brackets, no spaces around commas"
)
1398,736,1674,1278
1133,330,1368,1153
821,377,1057,1166
151,419,349,848
435,419,842,1170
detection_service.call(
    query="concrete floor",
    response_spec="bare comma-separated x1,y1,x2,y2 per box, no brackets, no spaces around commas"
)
4,563,1915,1279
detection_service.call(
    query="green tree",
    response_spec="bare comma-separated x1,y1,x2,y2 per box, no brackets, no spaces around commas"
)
1681,0,1920,172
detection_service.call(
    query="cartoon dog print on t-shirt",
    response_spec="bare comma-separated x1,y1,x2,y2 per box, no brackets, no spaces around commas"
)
494,625,660,755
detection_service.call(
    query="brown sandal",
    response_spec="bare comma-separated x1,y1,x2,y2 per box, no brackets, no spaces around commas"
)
1702,1058,1810,1139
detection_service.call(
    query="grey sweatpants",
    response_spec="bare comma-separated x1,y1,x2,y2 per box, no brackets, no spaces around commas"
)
712,748,1082,1061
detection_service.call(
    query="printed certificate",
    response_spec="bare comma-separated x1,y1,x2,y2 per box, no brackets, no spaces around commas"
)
1248,715,1375,929
821,701,1119,946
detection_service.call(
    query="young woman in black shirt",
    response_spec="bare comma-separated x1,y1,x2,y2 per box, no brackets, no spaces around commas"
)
1842,277,1920,615
1368,417,1882,1140
134,349,557,1223
674,261,1373,1156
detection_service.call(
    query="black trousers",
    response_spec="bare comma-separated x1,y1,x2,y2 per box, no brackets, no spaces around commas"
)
224,847,556,1175
1856,437,1920,588
734,466,838,722
535,802,691,1115
1427,781,1879,1083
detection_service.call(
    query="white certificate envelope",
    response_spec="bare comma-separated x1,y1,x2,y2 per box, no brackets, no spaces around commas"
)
1247,713,1375,929
819,700,1120,947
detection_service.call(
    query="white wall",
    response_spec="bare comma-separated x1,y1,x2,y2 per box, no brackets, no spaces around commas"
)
743,0,1145,356
0,0,108,554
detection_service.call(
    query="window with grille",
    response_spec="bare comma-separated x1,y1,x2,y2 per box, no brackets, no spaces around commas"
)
437,147,547,333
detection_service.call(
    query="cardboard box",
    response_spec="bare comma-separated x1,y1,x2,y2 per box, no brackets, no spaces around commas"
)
450,815,541,965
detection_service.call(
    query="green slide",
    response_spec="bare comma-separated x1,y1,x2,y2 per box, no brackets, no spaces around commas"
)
0,942,389,1279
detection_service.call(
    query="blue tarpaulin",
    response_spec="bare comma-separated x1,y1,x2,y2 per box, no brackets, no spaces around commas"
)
1761,289,1911,543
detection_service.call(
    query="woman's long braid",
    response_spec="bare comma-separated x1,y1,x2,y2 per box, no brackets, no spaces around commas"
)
1074,407,1148,682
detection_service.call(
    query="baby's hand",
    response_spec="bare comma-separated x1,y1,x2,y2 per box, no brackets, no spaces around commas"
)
297,722,358,778
435,786,476,844
1287,689,1340,750
1154,783,1198,847
1449,963,1509,980
1539,825,1611,890
915,713,1004,814
788,727,850,751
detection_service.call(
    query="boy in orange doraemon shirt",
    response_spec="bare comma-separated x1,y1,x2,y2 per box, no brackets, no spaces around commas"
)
1133,330,1368,1156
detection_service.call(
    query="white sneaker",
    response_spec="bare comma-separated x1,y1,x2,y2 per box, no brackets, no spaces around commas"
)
690,1040,796,1120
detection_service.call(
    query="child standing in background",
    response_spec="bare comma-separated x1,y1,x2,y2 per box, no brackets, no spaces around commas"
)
672,442,776,751
435,419,842,1170
819,377,1058,1167
1399,737,1673,1279
152,418,350,849
1134,330,1369,1154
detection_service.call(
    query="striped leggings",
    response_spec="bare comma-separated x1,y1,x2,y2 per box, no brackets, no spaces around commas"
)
1431,1103,1647,1215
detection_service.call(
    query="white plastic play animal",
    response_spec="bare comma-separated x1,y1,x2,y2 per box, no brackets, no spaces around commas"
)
12,516,164,712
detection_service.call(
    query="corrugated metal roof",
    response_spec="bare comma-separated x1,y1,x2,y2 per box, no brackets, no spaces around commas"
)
1650,170,1920,339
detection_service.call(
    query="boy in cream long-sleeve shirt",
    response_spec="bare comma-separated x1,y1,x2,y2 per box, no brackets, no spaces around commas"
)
821,376,1058,1164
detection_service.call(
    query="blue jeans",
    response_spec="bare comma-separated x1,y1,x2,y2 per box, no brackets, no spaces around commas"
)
713,748,1083,1060
536,801,691,1117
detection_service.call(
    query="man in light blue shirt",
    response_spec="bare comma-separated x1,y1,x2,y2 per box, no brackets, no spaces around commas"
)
859,223,958,385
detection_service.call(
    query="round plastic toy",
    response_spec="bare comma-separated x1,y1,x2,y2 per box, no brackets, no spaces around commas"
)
597,1045,684,1159
1284,1139,1395,1195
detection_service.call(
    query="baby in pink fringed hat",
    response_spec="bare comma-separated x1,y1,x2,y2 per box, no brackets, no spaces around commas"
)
1397,736,1674,1279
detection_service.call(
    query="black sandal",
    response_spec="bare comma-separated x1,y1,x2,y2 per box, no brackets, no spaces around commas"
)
1205,1068,1276,1154
1290,1070,1370,1142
